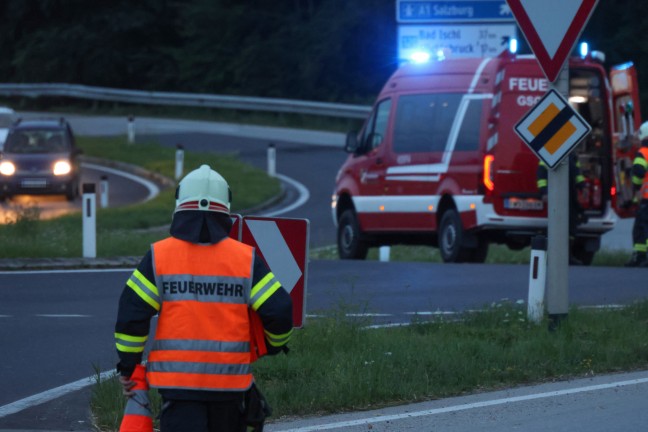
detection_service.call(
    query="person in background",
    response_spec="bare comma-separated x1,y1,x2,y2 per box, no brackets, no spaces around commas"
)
114,164,293,432
625,122,648,267
537,154,587,265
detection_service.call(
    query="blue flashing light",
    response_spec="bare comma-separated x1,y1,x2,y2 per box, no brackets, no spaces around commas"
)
579,42,589,58
508,38,518,54
410,51,431,64
615,61,634,70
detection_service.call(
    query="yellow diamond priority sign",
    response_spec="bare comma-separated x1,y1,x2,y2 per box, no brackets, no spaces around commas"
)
514,89,591,169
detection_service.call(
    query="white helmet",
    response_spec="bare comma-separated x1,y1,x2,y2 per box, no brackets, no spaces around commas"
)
175,164,231,214
639,121,648,142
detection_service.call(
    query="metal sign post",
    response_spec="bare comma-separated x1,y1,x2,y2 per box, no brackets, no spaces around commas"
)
507,0,598,327
546,66,570,328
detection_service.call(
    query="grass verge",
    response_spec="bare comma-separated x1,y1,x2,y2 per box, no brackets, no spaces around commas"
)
0,135,281,258
91,300,648,431
311,244,632,267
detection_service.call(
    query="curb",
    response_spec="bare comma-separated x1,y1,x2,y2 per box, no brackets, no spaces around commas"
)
79,155,176,189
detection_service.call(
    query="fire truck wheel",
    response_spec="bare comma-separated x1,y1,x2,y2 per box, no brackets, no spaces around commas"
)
466,239,489,263
571,242,595,266
337,209,368,260
439,209,468,263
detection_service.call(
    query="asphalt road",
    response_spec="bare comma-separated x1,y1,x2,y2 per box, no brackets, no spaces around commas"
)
1,262,647,430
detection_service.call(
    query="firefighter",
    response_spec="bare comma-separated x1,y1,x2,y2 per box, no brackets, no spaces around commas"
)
537,154,587,265
115,164,293,432
625,122,648,267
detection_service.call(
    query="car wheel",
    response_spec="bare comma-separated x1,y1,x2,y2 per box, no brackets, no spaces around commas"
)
337,209,368,260
439,209,470,263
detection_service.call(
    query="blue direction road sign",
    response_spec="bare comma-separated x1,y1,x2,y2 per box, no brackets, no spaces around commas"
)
397,0,514,23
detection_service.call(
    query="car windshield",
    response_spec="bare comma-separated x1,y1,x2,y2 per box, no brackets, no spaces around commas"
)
4,130,69,154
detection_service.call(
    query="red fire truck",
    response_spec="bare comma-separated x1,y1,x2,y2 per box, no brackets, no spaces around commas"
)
332,48,641,264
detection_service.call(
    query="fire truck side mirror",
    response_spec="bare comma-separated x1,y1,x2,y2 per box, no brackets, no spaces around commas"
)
344,131,360,154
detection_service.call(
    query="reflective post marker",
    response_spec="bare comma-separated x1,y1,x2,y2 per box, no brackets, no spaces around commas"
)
379,246,391,262
100,175,109,208
267,143,276,177
82,183,96,258
127,116,135,144
528,235,547,324
175,144,184,180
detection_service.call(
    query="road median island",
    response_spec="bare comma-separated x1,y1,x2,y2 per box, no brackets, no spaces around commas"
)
0,135,282,264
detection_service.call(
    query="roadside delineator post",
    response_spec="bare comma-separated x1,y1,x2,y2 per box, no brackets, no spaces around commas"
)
267,143,276,177
127,116,135,144
527,235,547,324
82,183,96,258
100,175,109,208
379,246,391,262
175,144,184,180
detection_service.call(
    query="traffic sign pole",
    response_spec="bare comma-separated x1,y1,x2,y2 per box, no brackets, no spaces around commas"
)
546,66,570,329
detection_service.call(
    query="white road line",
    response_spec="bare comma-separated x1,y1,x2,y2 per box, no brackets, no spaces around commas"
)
35,314,92,318
0,268,132,275
261,173,310,217
0,370,115,419
346,313,393,317
405,311,458,316
272,376,648,432
81,162,159,201
0,315,12,318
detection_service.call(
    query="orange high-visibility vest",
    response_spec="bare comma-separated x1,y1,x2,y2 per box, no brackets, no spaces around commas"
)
147,236,255,392
119,365,153,432
638,147,648,200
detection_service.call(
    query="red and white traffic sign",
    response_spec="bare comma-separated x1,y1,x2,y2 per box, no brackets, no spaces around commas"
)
240,216,309,328
229,213,242,240
506,0,598,82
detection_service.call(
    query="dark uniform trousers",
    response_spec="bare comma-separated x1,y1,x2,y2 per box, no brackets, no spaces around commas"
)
160,398,246,432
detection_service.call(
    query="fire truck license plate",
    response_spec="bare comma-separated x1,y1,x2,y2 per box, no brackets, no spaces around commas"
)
504,197,543,211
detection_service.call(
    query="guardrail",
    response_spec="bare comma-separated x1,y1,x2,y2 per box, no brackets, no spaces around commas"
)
0,83,372,119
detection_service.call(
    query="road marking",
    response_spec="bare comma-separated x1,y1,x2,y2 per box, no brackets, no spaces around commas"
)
0,315,12,318
262,173,310,217
0,370,115,418
82,162,160,202
405,311,458,316
0,268,132,275
35,314,92,318
272,376,648,431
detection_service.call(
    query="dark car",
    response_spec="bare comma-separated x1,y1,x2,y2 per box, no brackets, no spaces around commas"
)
0,118,81,201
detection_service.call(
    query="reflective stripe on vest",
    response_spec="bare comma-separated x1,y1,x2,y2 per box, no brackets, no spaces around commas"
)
148,237,255,392
638,148,648,200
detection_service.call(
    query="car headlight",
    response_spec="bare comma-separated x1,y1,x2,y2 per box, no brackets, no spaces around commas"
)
53,160,72,176
0,161,15,176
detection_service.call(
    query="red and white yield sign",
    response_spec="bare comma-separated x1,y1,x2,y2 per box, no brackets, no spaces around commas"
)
506,0,598,82
239,216,309,328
